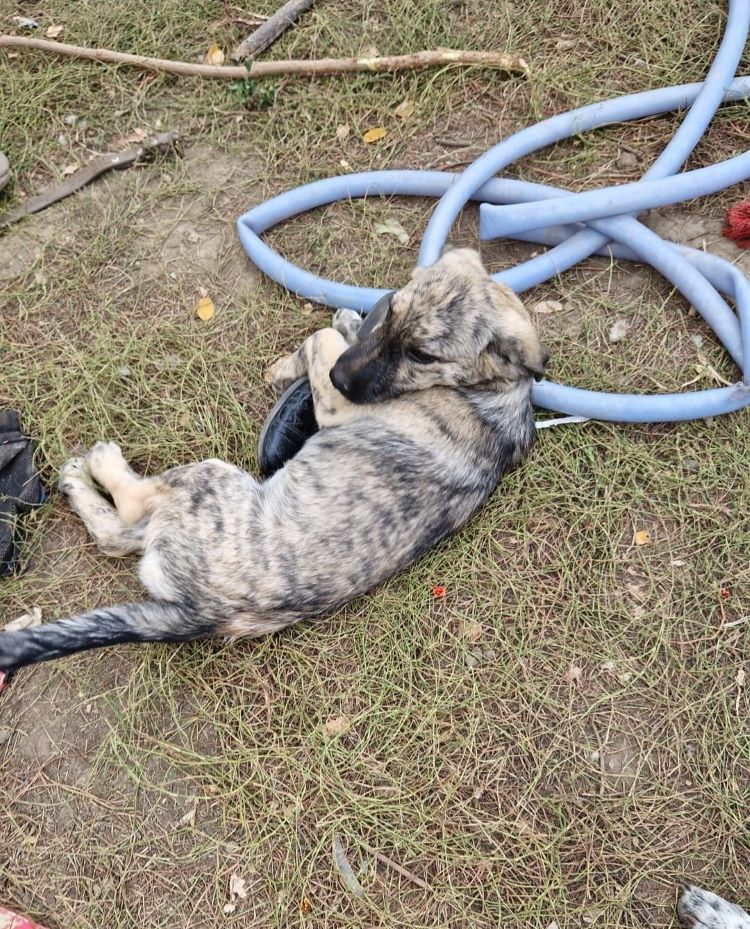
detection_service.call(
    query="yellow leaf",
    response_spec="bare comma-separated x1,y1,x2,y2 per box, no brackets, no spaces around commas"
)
634,529,651,546
196,296,215,321
46,24,64,38
362,126,387,144
204,43,225,65
394,99,414,119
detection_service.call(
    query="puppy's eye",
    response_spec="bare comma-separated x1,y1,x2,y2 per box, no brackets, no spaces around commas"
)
407,348,441,365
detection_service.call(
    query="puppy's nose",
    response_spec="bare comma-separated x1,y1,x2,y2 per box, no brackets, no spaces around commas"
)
330,364,350,396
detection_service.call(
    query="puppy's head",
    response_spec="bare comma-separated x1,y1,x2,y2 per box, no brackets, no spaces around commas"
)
330,247,548,404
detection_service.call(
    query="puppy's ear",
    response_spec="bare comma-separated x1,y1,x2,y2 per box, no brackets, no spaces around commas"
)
410,247,487,279
485,282,548,380
485,335,549,380
439,247,486,275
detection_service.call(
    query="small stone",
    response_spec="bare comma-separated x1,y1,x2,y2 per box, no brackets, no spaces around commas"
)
63,114,78,126
608,318,631,343
57,133,67,146
465,653,479,669
681,457,699,474
0,726,12,746
118,366,131,379
483,648,497,661
616,151,638,170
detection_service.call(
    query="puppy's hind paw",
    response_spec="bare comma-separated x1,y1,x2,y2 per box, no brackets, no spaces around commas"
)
678,885,750,929
58,457,89,494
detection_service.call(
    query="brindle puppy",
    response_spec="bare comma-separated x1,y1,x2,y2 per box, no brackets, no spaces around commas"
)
0,248,547,672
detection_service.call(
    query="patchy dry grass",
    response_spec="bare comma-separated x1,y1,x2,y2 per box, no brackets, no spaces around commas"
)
1,0,750,927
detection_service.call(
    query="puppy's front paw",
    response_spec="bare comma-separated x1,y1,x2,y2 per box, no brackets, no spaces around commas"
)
265,354,300,396
678,885,750,929
332,308,363,344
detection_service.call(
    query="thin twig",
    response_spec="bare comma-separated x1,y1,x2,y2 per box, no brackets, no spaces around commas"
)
0,130,181,230
357,839,431,891
233,0,315,61
0,36,530,80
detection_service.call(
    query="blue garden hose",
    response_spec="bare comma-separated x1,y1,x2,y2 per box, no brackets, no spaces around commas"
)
237,0,750,423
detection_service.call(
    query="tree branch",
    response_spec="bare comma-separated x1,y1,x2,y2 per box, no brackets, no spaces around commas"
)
0,36,529,80
232,0,316,61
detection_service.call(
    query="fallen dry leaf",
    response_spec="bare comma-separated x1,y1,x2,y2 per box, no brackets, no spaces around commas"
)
336,123,350,141
179,796,198,827
363,127,387,144
3,607,42,633
61,163,78,177
46,24,64,38
531,299,563,315
634,529,651,546
322,715,350,737
333,835,365,898
736,667,745,713
464,621,483,643
229,874,247,899
566,664,583,686
204,43,225,65
223,873,247,914
196,296,215,321
374,218,409,245
394,98,415,119
125,127,149,143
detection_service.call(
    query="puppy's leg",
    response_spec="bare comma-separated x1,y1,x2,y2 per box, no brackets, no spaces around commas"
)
59,458,145,556
84,441,167,526
678,886,750,929
266,310,361,395
300,328,363,427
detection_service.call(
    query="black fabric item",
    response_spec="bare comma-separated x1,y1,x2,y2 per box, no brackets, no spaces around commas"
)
0,411,45,576
256,292,395,478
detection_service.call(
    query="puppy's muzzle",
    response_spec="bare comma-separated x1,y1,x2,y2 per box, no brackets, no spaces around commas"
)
330,292,395,403
330,342,389,403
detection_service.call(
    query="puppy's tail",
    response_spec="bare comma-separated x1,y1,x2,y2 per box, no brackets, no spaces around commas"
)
0,601,214,672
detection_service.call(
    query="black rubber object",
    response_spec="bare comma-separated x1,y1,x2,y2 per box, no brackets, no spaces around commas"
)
257,292,394,477
0,411,45,576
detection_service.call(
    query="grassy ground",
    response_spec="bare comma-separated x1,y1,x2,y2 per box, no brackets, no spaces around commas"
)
1,0,750,926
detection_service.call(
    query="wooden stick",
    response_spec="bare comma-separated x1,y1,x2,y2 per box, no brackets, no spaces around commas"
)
357,840,431,891
232,0,315,61
0,131,180,230
0,36,529,80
